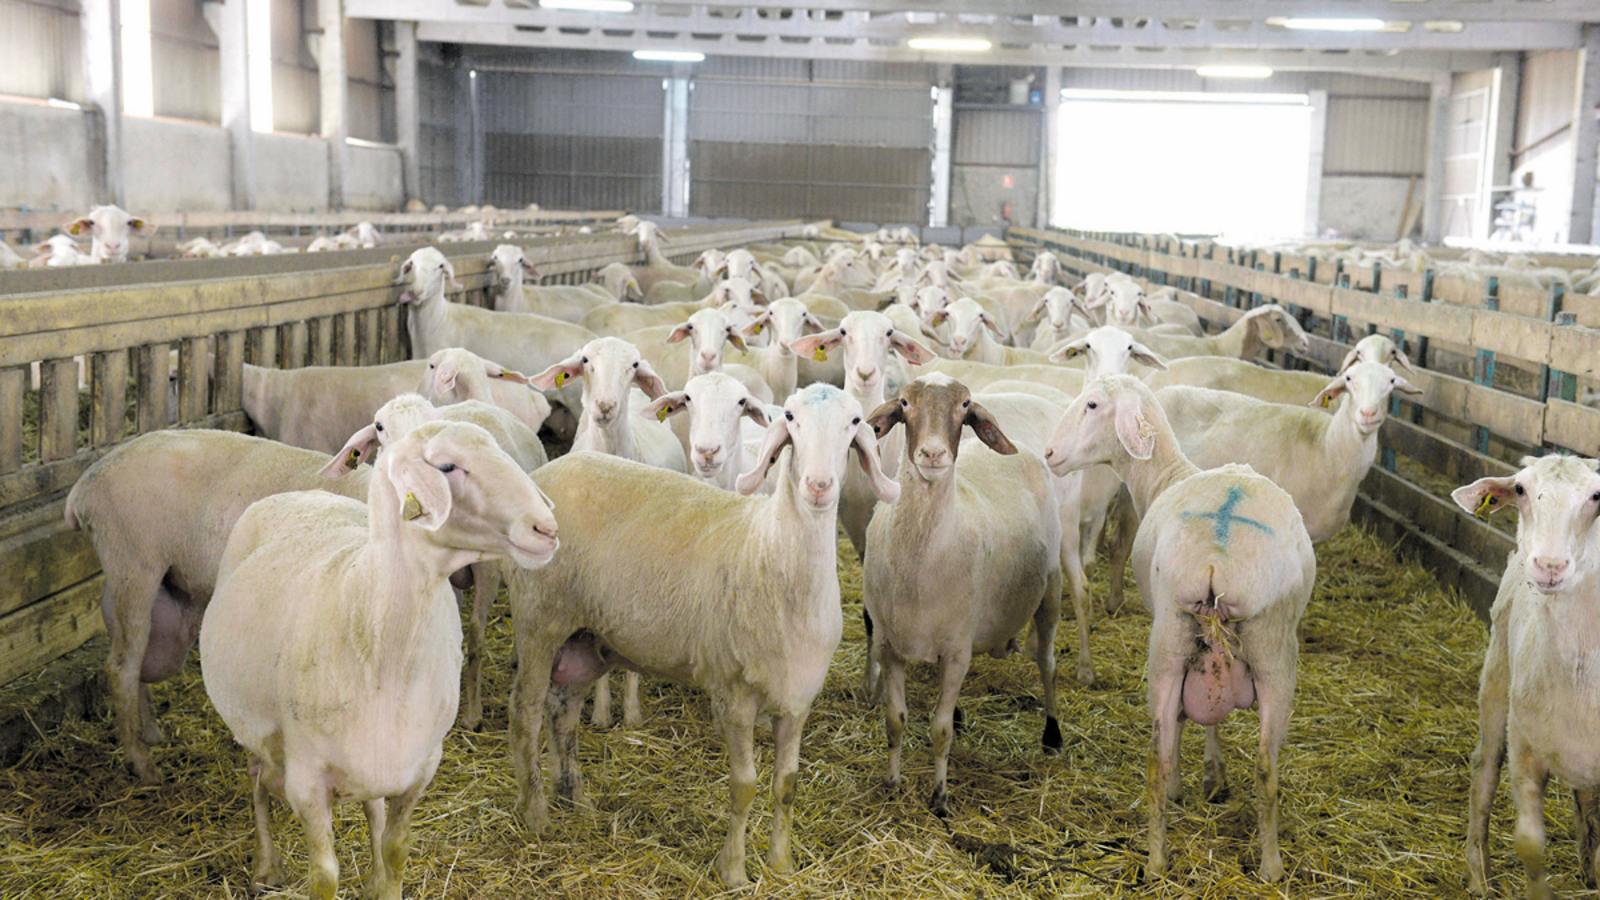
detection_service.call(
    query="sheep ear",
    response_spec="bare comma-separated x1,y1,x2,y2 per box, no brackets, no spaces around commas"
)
1130,342,1169,372
1451,476,1519,519
320,424,380,478
1392,373,1423,396
742,401,769,427
641,391,688,423
66,218,93,236
866,398,903,440
486,361,532,385
1336,347,1361,374
1388,348,1418,374
788,330,843,362
737,417,792,495
802,313,824,335
633,359,668,400
1026,295,1049,323
724,329,749,354
130,217,155,236
443,260,464,293
667,323,693,344
1113,398,1156,460
433,364,459,396
741,311,771,337
852,419,901,504
979,311,1006,337
1050,340,1088,364
531,353,585,391
890,331,936,366
1310,377,1348,409
966,401,1017,455
1136,299,1157,326
521,258,540,279
386,450,453,531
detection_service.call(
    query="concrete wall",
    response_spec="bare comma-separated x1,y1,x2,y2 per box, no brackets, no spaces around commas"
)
124,118,233,213
346,144,405,211
1318,175,1415,241
0,101,91,211
257,133,332,211
952,165,1037,230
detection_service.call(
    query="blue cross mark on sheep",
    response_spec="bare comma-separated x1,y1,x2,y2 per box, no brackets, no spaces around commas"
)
1181,486,1274,548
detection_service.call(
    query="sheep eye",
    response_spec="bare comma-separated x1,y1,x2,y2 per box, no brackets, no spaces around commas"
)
438,463,457,473
374,422,384,432
1592,491,1600,503
632,361,640,369
1514,484,1525,496
737,398,746,406
962,400,970,408
1086,401,1098,410
852,417,861,425
900,398,908,407
785,411,794,421
580,357,588,364
839,328,847,336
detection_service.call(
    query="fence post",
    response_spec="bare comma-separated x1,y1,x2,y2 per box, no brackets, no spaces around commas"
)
1540,282,1574,405
1472,276,1499,454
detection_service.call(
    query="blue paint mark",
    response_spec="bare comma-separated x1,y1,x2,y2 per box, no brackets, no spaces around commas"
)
1181,486,1274,547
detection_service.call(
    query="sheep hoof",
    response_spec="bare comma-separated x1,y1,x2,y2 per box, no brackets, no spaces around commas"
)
1203,760,1228,803
1259,854,1284,883
1075,663,1096,687
929,786,951,818
142,720,166,747
1042,716,1063,753
130,756,165,786
714,850,749,887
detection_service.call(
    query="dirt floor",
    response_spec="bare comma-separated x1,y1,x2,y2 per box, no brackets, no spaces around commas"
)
0,524,1574,899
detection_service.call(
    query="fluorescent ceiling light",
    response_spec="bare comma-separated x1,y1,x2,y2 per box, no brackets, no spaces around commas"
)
1196,66,1273,79
907,37,992,52
247,0,274,133
541,0,635,11
1280,17,1386,31
633,50,705,62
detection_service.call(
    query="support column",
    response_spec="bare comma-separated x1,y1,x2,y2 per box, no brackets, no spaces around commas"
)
469,68,484,205
1034,65,1060,229
1489,53,1521,211
80,0,125,206
1421,73,1452,244
1568,25,1600,245
929,63,953,228
1304,89,1327,238
394,20,420,205
453,66,472,206
203,0,257,210
660,66,690,218
318,0,348,210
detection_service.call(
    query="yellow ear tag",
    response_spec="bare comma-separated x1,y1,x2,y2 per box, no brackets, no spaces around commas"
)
657,406,670,423
753,324,764,334
1474,493,1497,521
344,448,361,470
555,372,568,387
402,493,424,521
1320,394,1332,408
813,347,828,362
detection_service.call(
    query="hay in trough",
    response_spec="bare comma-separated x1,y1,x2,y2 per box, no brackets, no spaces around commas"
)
0,524,1577,898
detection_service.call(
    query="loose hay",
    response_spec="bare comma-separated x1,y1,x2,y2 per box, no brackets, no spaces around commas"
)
0,525,1583,897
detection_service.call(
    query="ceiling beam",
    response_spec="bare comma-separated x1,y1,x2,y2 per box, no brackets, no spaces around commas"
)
413,19,1497,77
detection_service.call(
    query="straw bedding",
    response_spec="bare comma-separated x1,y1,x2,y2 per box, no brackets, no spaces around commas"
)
0,524,1572,898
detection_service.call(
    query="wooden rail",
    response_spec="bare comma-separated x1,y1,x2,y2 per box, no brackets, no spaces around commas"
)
1009,227,1600,620
0,207,623,242
0,219,810,688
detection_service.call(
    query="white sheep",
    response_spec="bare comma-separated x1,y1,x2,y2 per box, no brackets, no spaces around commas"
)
487,244,613,323
788,310,936,559
642,372,770,491
737,297,824,400
631,221,701,296
1043,374,1316,883
29,234,94,267
201,420,558,898
1456,455,1600,900
66,204,155,262
178,237,226,258
504,383,900,886
863,375,1062,817
590,261,645,302
1026,287,1093,352
346,220,381,247
1120,303,1310,362
1048,325,1170,381
64,430,372,783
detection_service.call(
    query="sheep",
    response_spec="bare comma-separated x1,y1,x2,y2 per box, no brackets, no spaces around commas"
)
590,261,644,302
1455,455,1600,900
398,248,596,402
200,420,558,899
1145,334,1412,405
417,347,551,456
1139,286,1206,334
1028,250,1064,285
242,357,552,455
66,204,154,262
1118,303,1310,362
178,237,226,258
642,372,770,491
1026,287,1094,352
582,276,759,335
487,244,613,323
320,391,545,732
668,304,762,379
621,322,778,401
1048,326,1170,381
530,336,689,730
789,310,936,558
1042,374,1316,883
63,430,373,783
29,234,94,267
738,297,824,400
346,220,381,247
630,221,700,296
924,357,1086,398
863,375,1062,816
1089,281,1204,335
504,383,901,886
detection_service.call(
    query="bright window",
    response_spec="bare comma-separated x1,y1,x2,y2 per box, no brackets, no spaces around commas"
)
248,0,274,133
121,0,153,117
1054,91,1313,239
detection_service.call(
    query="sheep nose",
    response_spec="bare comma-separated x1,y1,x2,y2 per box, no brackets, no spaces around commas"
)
695,446,719,460
1534,556,1571,576
532,520,558,540
595,400,617,417
805,477,834,497
855,368,876,382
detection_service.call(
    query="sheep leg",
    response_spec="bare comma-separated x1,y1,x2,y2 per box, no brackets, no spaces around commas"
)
621,671,644,729
1467,622,1511,897
1032,573,1063,752
1145,654,1186,882
928,648,973,818
509,629,557,832
1576,789,1600,889
1509,740,1553,900
249,764,284,891
138,686,164,746
1255,678,1292,883
1202,725,1229,802
713,693,760,887
377,784,424,900
861,608,882,703
102,570,162,783
1105,496,1139,615
549,682,589,806
459,562,501,732
881,644,908,790
590,674,614,728
1062,540,1094,687
285,771,338,900
362,799,393,900
768,709,809,875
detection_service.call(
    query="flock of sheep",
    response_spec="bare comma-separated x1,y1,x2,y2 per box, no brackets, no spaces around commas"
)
38,214,1600,898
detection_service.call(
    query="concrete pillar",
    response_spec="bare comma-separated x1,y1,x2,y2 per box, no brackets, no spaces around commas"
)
929,64,953,228
1489,53,1521,202
453,66,472,207
660,67,690,218
80,0,125,206
1304,90,1327,238
1034,66,1059,229
203,0,257,210
1421,73,1452,244
318,0,348,209
468,68,484,205
1568,25,1600,245
394,20,420,205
